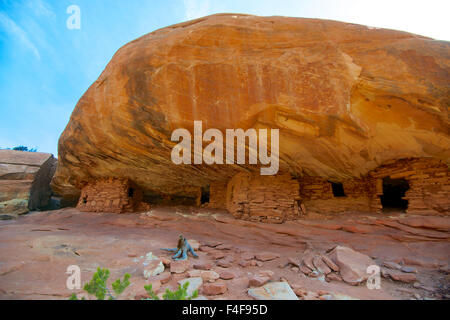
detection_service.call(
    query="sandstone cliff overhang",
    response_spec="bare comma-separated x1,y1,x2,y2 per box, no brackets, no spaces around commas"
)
51,14,450,204
0,150,57,216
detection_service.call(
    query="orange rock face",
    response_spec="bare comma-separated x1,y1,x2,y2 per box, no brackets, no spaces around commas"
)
52,14,449,207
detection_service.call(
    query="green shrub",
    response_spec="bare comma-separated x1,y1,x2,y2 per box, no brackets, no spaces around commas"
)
70,267,130,300
144,281,198,300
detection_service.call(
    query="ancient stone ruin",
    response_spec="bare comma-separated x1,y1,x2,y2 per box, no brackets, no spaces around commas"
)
51,14,449,221
0,150,57,216
77,178,150,213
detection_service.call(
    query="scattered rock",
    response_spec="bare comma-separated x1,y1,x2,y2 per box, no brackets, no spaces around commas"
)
258,270,275,279
241,252,255,260
160,257,171,267
255,252,279,262
219,271,235,280
320,254,339,272
178,277,203,296
401,266,417,273
402,257,442,268
313,255,332,275
187,270,202,277
248,282,298,300
309,270,320,278
383,261,402,270
327,246,375,285
301,251,316,270
154,272,171,284
209,250,225,260
170,260,190,274
202,282,227,295
239,260,253,267
299,265,312,275
216,259,233,268
194,262,213,270
287,257,300,267
325,272,343,282
248,275,270,287
293,288,306,297
389,272,417,283
200,270,220,282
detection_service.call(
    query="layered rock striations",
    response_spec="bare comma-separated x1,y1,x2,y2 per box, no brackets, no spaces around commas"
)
52,14,449,218
0,150,57,215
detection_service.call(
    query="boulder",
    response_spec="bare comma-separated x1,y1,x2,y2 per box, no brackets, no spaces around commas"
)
327,246,375,285
51,14,450,205
0,150,57,215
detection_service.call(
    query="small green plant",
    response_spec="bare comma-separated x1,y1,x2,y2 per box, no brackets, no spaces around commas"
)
70,267,130,300
144,281,198,300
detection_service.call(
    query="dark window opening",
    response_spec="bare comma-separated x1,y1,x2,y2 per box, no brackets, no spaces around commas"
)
82,196,88,204
128,187,135,198
330,182,346,197
380,177,409,212
201,186,210,204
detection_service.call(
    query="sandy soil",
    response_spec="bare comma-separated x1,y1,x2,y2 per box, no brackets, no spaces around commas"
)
0,207,448,300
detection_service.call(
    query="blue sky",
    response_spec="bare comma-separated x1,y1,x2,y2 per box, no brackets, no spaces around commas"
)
1,0,449,156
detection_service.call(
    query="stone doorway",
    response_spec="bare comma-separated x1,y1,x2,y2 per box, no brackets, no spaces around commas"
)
380,177,409,212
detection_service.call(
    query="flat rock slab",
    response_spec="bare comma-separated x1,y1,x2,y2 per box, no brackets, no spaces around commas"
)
255,252,280,262
170,260,190,274
248,282,298,300
202,282,227,295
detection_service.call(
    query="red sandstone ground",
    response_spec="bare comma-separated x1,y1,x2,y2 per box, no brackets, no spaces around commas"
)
0,207,449,300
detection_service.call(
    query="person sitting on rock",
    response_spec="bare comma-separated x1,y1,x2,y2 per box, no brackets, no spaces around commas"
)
162,234,198,260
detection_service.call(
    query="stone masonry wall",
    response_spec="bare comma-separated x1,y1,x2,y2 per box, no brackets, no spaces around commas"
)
299,176,377,214
226,172,301,223
298,157,449,215
77,177,150,213
208,182,228,209
370,158,450,215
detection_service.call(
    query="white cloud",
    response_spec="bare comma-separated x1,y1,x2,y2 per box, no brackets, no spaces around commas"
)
0,12,41,59
183,0,211,21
